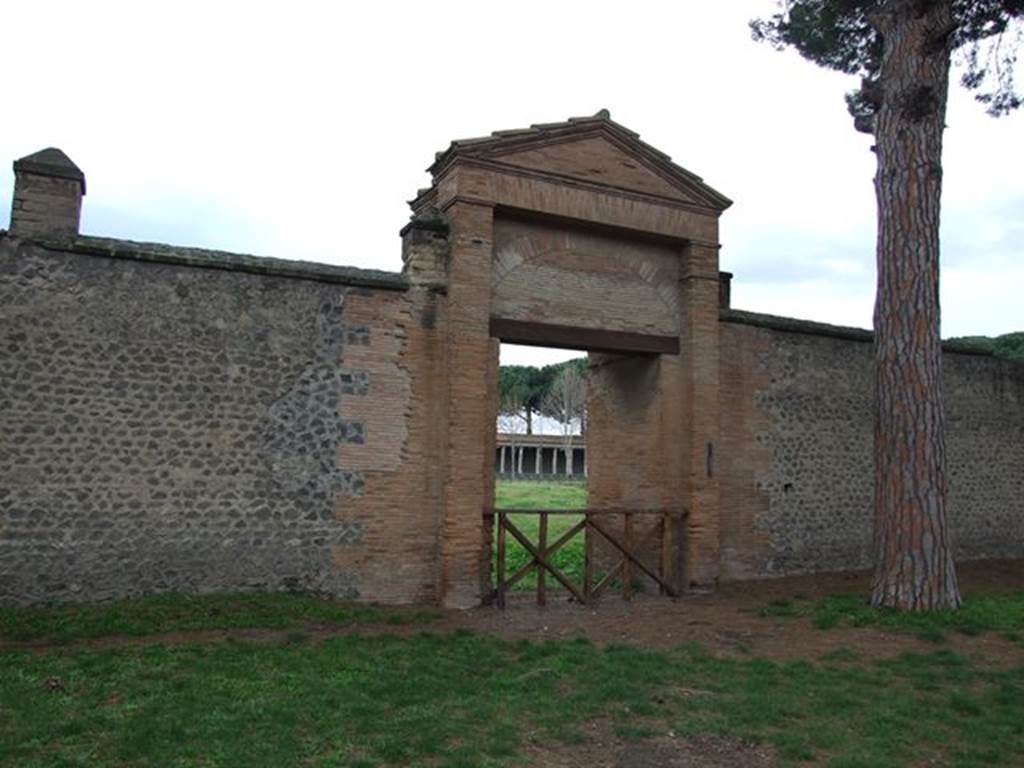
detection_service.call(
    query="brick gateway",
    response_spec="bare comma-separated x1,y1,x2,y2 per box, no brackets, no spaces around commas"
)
2,113,1022,609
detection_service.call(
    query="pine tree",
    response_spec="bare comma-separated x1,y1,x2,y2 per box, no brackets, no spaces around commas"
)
752,0,1022,610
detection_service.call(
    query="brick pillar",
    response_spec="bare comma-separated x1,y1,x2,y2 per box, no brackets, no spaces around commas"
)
680,242,722,586
439,201,496,608
9,148,85,240
586,352,685,591
718,271,733,310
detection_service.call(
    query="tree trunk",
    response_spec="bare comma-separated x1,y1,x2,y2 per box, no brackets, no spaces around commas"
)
870,0,961,611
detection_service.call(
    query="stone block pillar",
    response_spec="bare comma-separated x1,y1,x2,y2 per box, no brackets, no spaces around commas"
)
439,201,496,608
10,148,85,240
400,210,449,289
680,242,722,586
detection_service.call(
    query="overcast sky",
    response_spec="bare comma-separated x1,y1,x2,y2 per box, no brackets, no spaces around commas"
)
2,2,1020,367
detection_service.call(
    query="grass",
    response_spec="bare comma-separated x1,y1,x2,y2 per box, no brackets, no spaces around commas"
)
494,479,588,512
4,479,1020,764
3,634,1023,767
758,591,1024,642
494,480,587,591
0,592,439,644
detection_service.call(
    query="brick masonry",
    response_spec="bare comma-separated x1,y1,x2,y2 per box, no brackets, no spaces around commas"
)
492,216,681,337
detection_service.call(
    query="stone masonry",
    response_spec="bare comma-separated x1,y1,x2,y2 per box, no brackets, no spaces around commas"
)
0,236,441,603
717,312,1024,580
1,112,1021,607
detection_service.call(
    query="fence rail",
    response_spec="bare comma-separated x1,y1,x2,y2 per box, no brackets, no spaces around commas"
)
483,507,688,608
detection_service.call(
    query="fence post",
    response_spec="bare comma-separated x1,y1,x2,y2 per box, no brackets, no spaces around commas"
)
583,512,592,604
537,512,548,606
623,512,633,601
659,511,671,596
676,510,687,597
496,510,506,609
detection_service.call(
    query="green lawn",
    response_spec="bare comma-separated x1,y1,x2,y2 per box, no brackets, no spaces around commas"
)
0,593,438,645
3,632,1023,767
493,480,587,591
4,481,1023,765
759,591,1024,643
494,480,587,512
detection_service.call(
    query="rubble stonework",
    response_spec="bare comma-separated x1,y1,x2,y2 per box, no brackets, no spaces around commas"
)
717,314,1024,579
0,239,425,603
1,112,1021,607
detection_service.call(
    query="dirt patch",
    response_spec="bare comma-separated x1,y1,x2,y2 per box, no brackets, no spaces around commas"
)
445,559,1024,667
6,560,1022,668
523,722,774,768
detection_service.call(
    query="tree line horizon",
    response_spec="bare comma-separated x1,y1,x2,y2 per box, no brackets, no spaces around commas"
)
497,332,1021,435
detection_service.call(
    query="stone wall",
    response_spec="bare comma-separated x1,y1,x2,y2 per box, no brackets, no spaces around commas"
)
718,312,1024,580
4,120,1020,608
0,235,445,604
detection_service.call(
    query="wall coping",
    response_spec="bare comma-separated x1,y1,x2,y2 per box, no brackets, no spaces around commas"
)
721,308,994,357
24,233,409,291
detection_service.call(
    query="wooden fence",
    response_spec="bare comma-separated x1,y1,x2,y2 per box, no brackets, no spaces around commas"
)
483,508,687,608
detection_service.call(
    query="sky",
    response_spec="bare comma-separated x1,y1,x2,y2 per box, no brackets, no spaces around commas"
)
2,1,1021,368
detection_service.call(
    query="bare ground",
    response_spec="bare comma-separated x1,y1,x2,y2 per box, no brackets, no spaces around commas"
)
453,559,1024,667
8,560,1022,668
523,724,775,768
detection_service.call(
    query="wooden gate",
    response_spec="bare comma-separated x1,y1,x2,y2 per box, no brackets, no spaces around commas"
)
485,508,687,607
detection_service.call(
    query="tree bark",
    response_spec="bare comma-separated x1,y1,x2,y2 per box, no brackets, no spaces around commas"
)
870,0,961,610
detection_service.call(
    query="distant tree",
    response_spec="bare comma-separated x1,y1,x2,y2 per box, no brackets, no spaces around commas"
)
498,367,529,425
498,365,548,435
498,359,589,437
993,331,1024,360
541,363,587,476
497,367,529,476
752,1,1023,611
948,331,1024,360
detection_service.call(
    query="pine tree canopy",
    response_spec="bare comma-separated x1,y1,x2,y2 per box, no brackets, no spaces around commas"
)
751,0,1024,131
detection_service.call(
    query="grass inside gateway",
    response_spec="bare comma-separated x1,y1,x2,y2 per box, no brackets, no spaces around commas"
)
3,634,1024,768
494,480,587,590
494,480,588,512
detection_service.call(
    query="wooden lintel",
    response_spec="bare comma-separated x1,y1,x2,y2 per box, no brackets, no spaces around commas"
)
489,318,679,356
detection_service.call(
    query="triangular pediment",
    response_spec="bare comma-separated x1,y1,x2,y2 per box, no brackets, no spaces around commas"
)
424,112,732,212
494,135,697,203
